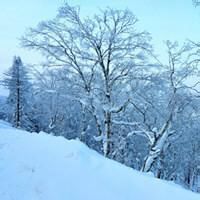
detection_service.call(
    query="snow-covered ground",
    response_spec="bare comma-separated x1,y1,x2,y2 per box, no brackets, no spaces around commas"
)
0,121,199,200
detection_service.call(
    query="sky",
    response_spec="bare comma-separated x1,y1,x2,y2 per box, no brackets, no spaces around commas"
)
0,0,200,76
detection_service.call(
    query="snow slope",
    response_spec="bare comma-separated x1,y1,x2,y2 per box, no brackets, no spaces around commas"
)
0,121,199,200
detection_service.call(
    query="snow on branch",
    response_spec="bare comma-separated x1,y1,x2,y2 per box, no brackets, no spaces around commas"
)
127,129,155,145
112,120,139,126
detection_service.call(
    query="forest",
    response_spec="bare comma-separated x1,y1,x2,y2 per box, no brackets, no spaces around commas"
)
1,1,200,193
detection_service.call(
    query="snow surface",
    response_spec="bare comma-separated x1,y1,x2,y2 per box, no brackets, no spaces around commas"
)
0,121,199,200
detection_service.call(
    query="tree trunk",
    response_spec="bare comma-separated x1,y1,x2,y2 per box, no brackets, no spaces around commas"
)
103,86,112,157
141,147,160,172
16,86,20,128
141,115,172,173
16,67,21,128
104,111,112,157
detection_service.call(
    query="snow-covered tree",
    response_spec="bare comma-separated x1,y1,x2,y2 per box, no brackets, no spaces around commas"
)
21,3,152,157
2,56,34,131
126,41,199,173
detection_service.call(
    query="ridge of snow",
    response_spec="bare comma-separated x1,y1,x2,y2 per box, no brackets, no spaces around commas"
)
0,121,199,200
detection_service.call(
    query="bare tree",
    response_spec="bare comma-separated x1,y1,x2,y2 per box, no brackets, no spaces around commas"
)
21,3,151,157
127,41,198,172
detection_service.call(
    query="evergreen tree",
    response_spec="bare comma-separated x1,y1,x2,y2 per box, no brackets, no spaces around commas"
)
3,56,33,130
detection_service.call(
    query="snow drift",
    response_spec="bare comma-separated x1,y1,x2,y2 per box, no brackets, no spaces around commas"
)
0,121,199,200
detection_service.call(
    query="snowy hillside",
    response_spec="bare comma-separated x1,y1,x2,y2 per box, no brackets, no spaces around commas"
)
0,121,199,200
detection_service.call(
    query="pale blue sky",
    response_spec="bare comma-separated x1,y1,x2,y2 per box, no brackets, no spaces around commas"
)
0,0,200,76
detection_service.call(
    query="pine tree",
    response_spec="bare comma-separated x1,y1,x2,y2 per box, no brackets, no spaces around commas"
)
3,56,33,130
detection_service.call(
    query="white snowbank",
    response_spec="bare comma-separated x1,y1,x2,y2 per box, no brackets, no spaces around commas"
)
0,121,199,200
